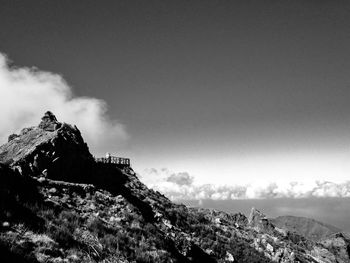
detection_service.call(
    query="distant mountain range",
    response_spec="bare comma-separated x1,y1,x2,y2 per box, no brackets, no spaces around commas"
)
270,215,343,241
1,111,350,263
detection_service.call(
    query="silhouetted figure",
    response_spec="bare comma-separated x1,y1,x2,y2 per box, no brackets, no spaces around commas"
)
106,152,111,163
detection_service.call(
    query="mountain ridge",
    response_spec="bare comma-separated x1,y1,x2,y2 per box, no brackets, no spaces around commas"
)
270,215,342,242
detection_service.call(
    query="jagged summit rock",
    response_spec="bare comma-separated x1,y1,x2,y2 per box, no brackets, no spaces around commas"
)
0,111,93,181
38,111,61,131
248,207,275,233
248,207,266,225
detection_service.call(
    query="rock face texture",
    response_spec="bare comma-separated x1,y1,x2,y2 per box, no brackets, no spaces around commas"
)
0,112,350,263
38,111,61,131
0,112,94,182
320,233,350,263
248,207,275,233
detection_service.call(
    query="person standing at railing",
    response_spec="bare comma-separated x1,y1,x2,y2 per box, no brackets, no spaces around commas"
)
106,152,111,163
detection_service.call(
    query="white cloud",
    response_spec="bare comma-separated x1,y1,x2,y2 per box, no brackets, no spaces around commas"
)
166,172,193,186
0,52,128,154
141,168,350,200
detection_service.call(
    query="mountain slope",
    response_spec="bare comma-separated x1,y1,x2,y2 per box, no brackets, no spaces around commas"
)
271,215,342,241
0,112,350,263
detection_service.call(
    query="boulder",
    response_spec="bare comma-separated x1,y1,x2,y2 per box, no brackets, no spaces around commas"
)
7,134,19,142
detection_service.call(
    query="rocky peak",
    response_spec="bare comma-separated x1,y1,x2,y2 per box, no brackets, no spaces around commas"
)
248,207,275,233
248,207,266,224
38,111,61,131
0,111,94,182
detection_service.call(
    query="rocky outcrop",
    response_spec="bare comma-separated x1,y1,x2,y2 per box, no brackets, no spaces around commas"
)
38,111,61,131
7,134,19,142
248,207,275,233
319,233,350,263
0,112,94,182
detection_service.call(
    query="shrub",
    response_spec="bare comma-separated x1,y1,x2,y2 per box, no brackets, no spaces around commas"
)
47,223,75,247
45,210,82,248
87,218,108,237
101,234,119,252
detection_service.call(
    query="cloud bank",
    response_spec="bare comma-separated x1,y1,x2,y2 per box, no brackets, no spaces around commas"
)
141,168,350,200
0,53,128,154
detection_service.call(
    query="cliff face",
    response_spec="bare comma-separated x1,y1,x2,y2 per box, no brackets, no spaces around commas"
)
0,112,349,263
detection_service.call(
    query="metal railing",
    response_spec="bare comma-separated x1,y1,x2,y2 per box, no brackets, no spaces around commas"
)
95,156,130,166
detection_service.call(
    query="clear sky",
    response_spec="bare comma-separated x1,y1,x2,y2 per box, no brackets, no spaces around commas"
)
1,1,350,202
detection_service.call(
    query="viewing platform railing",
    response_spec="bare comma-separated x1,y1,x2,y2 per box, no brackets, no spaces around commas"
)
95,156,131,167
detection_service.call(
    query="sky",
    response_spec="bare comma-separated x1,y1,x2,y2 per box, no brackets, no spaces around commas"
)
1,0,350,227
